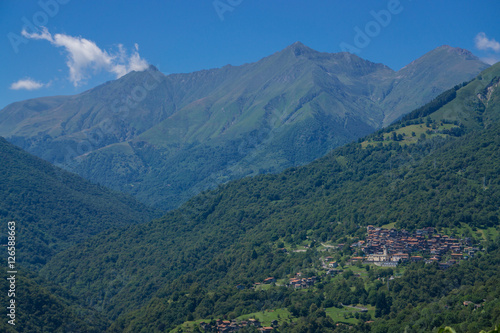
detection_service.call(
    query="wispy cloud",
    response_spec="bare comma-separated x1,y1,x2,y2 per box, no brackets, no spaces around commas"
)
474,32,500,65
10,78,46,90
21,27,149,86
111,43,149,78
480,56,500,65
474,32,500,52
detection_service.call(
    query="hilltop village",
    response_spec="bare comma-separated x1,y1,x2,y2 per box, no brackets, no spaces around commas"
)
201,224,485,333
199,318,275,333
347,226,479,269
246,226,481,292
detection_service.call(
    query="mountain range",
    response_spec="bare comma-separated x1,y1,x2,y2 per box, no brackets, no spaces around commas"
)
0,50,498,332
0,43,489,210
31,61,500,331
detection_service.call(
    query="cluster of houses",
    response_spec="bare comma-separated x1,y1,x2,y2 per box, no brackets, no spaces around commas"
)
348,226,479,268
250,274,319,290
250,277,277,289
199,319,275,332
288,275,317,289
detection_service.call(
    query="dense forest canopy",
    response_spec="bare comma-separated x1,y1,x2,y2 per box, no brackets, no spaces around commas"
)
0,137,161,270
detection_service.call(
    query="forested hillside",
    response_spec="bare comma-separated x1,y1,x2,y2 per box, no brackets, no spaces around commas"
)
0,268,108,332
0,137,160,270
112,242,500,333
39,63,500,331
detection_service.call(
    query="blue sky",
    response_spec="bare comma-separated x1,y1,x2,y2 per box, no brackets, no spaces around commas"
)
1,0,500,110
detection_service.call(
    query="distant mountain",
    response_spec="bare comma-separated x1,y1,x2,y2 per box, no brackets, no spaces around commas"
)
380,45,490,125
0,43,488,210
40,63,500,329
0,137,160,270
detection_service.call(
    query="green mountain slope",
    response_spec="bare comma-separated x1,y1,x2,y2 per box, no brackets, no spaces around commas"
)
0,269,108,332
0,43,488,210
430,63,500,128
112,244,500,333
0,137,160,270
39,63,500,329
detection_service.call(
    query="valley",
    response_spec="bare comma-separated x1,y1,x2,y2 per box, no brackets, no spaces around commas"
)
31,63,500,332
0,29,499,332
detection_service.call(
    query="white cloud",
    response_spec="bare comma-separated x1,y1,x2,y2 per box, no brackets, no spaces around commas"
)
474,32,500,52
10,78,45,90
21,27,149,86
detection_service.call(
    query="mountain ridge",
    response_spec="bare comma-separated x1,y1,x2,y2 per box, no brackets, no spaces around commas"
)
0,43,489,209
